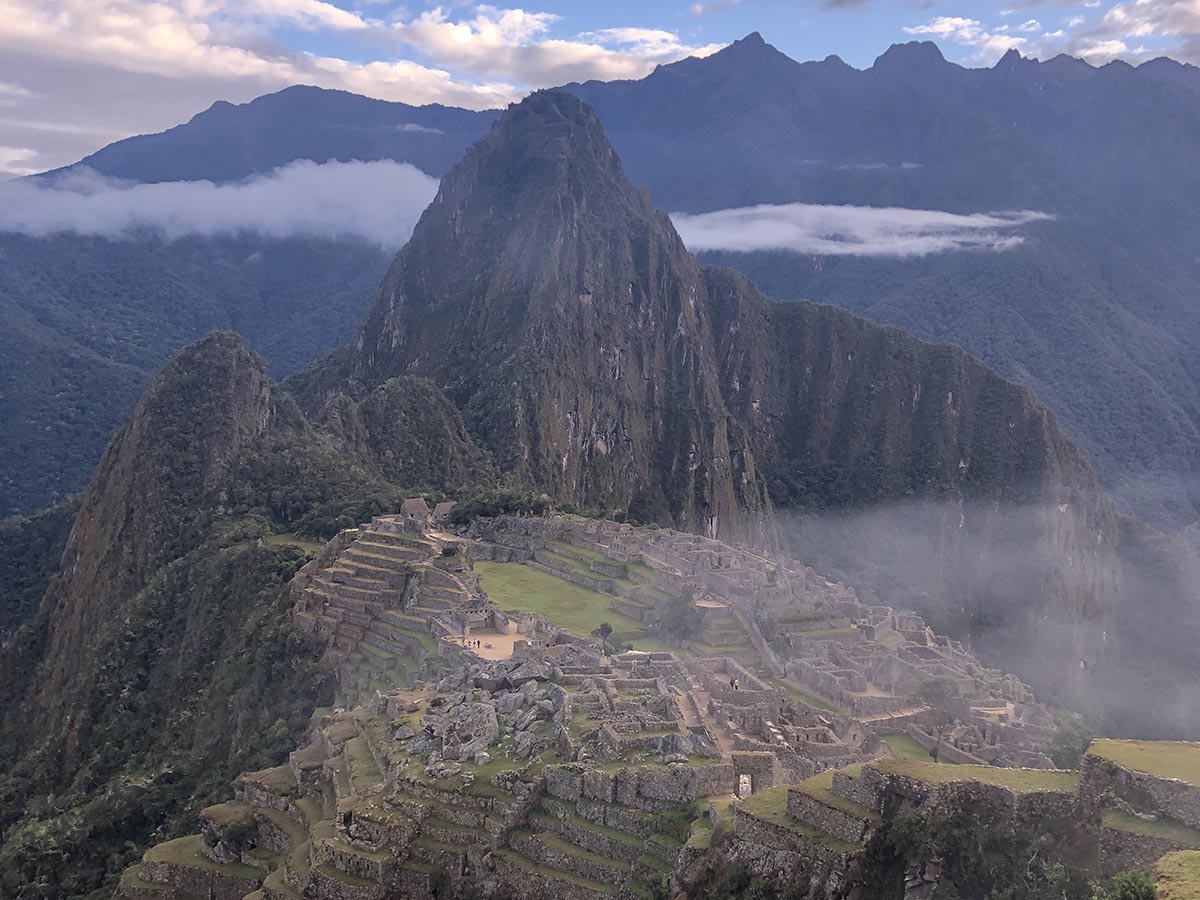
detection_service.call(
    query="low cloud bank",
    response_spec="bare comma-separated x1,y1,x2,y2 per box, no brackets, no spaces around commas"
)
0,159,440,245
672,202,1052,257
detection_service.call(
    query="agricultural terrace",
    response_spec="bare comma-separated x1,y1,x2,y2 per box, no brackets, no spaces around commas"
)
869,758,1079,792
1089,740,1200,787
473,560,670,651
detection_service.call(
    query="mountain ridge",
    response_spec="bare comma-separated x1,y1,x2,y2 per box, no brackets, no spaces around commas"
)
8,35,1200,530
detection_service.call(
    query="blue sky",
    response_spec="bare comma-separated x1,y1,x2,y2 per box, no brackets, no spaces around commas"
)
280,0,1189,70
0,0,1196,177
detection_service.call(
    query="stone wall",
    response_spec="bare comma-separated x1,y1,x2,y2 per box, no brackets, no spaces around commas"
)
730,808,856,893
1099,824,1197,876
1080,752,1200,829
904,726,988,765
786,791,873,845
137,861,259,900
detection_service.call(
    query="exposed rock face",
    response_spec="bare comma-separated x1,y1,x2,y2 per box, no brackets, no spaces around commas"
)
42,332,278,697
705,266,1121,706
347,91,1122,713
350,90,770,542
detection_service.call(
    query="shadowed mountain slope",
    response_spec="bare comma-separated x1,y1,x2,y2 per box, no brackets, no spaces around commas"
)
335,91,1127,716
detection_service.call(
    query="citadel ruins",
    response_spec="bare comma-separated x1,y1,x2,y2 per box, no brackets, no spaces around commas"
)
115,506,1200,900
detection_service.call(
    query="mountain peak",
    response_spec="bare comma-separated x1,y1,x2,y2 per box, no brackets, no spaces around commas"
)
872,40,947,71
993,47,1028,71
439,90,628,211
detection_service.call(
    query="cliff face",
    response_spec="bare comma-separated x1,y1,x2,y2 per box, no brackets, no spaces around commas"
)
350,91,770,541
42,333,278,696
349,91,1123,712
706,266,1120,704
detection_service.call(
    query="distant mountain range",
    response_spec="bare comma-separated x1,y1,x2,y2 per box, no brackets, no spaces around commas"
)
4,34,1200,536
5,79,1200,900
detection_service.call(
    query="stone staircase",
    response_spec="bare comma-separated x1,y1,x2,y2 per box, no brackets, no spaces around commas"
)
493,791,688,900
292,522,480,705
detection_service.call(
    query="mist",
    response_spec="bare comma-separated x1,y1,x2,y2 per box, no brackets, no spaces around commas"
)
671,202,1052,257
775,495,1200,740
0,160,440,245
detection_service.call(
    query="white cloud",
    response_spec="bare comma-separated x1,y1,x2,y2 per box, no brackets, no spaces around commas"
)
0,159,439,243
389,7,722,85
671,202,1052,258
1075,38,1133,59
0,1,720,171
0,145,38,177
904,16,1028,61
908,1,1199,65
0,82,34,101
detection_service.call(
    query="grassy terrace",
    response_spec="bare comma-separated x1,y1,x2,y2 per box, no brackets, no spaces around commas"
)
869,759,1079,793
881,733,934,762
1159,851,1200,900
1104,811,1200,846
756,671,842,714
548,541,676,602
792,770,879,822
263,532,324,554
492,848,619,896
144,835,262,878
475,561,653,641
736,786,858,851
1089,740,1200,786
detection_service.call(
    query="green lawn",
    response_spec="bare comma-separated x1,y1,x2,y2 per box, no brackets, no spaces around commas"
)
263,533,323,554
735,787,858,851
869,759,1079,792
1158,851,1200,900
881,733,934,762
551,539,616,565
1103,811,1200,846
144,835,262,878
475,561,645,638
1089,740,1200,787
756,672,842,714
792,770,880,822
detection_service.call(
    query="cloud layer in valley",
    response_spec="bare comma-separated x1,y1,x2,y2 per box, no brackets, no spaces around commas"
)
671,202,1052,257
0,160,439,245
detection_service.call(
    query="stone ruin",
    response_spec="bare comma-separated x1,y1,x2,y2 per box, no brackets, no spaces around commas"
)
117,506,1118,900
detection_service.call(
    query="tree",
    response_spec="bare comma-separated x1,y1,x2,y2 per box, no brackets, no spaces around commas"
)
1047,711,1094,769
656,594,702,643
1093,870,1156,900
592,622,613,640
909,677,960,763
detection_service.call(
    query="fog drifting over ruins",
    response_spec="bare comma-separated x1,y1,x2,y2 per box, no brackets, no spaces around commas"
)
776,495,1200,740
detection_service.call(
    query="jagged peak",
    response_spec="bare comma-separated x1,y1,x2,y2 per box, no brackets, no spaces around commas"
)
993,47,1029,71
872,40,948,71
425,90,632,222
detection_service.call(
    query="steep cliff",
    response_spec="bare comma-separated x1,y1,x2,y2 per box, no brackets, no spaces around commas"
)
349,91,771,542
706,265,1120,706
0,331,501,899
39,333,278,698
343,91,1123,711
